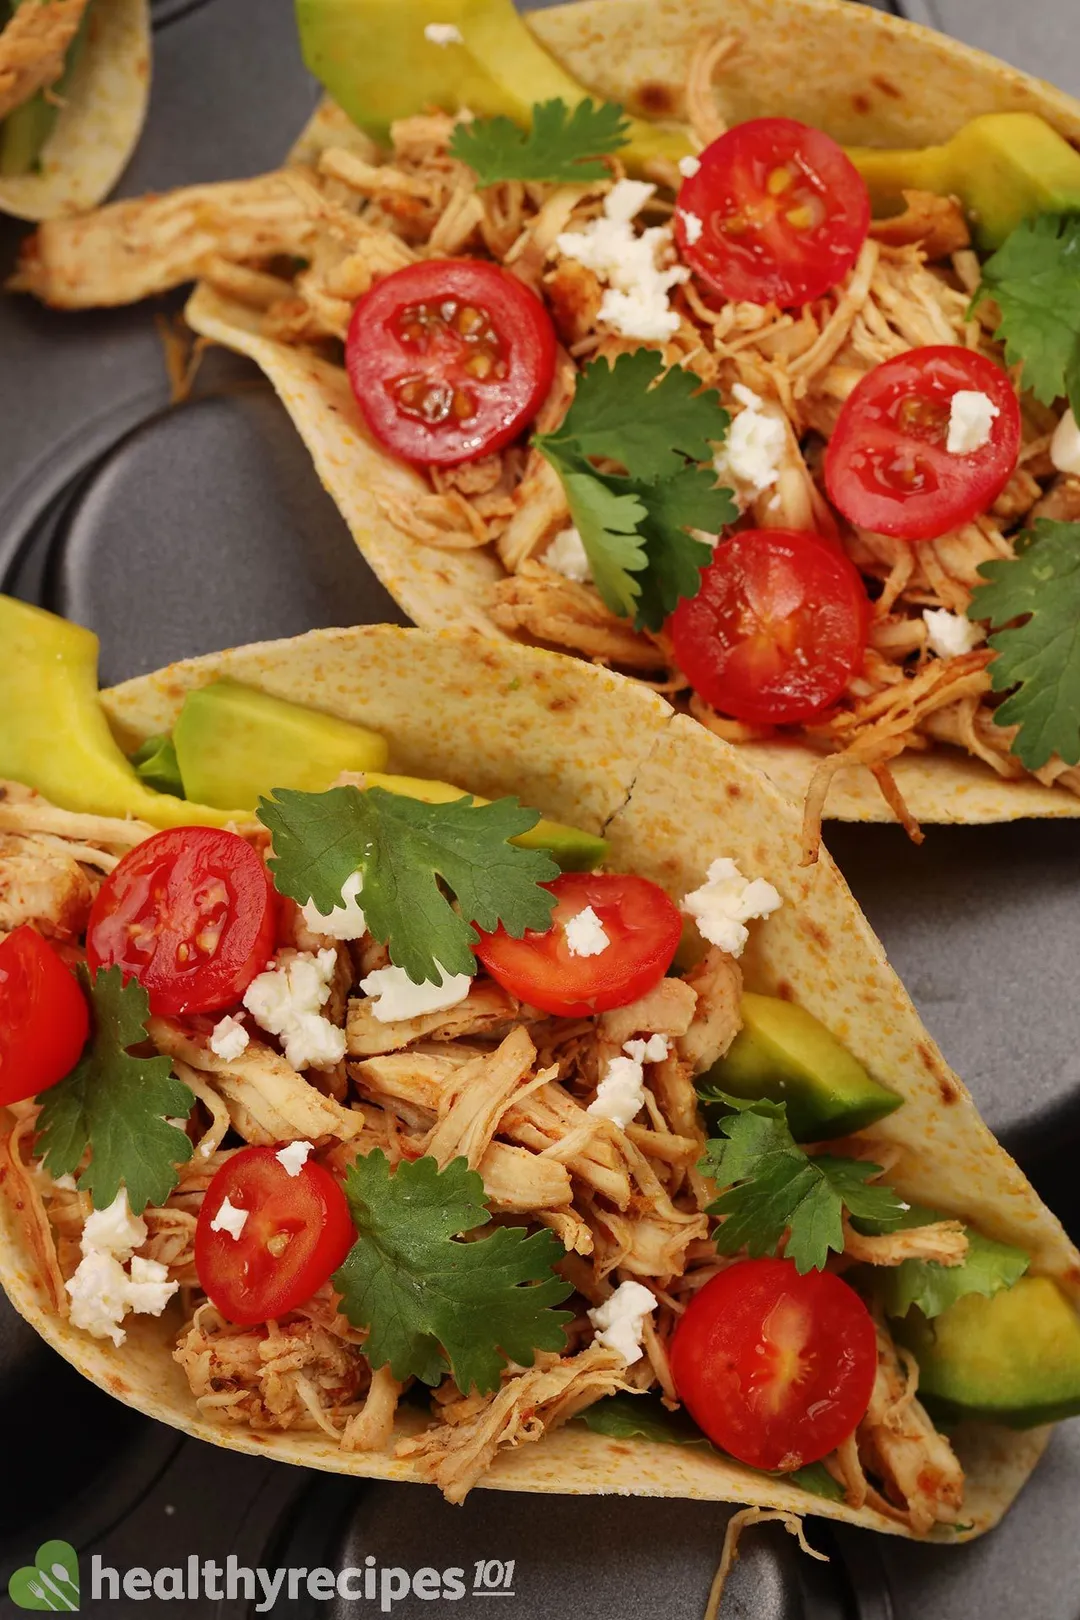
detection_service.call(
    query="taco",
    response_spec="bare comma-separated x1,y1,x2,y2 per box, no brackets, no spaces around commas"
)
1,595,1079,1541
0,0,149,220
8,0,1080,844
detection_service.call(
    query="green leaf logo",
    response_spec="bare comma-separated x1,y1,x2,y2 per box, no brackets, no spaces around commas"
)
7,1541,80,1610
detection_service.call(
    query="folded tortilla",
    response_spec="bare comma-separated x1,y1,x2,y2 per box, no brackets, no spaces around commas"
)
0,0,149,221
184,0,1080,827
1,622,1077,1537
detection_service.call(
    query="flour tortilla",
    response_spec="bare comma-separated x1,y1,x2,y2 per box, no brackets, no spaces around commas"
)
1,624,1077,1537
184,0,1080,827
0,0,149,221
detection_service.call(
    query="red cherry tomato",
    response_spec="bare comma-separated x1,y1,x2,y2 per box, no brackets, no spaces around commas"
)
670,1258,878,1471
345,259,557,467
675,118,870,307
824,346,1022,541
195,1145,355,1325
474,872,682,1018
86,827,276,1017
0,927,89,1105
671,529,869,725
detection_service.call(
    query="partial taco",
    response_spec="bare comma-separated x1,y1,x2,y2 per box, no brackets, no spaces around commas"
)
1,595,1079,1541
8,0,1080,843
0,0,149,220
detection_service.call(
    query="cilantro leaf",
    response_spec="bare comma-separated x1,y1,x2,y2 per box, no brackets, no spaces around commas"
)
333,1152,572,1393
701,1094,905,1274
870,1206,1029,1321
535,353,734,632
258,785,558,984
35,967,193,1214
968,519,1080,769
449,98,629,187
974,214,1080,417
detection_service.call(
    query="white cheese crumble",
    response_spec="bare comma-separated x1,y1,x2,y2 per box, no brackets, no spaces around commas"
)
209,1014,249,1062
543,525,592,583
678,154,702,178
564,905,610,958
1050,409,1080,477
358,961,472,1024
922,608,985,660
946,389,999,455
554,178,689,342
587,1280,657,1364
588,1033,670,1128
209,1195,249,1241
424,21,463,45
243,948,347,1071
302,869,367,941
681,858,783,957
65,1189,178,1347
713,384,787,503
679,209,704,246
276,1140,315,1178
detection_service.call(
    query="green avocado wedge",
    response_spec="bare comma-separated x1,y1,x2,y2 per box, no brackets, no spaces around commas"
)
700,991,901,1142
295,0,691,170
898,1276,1080,1428
0,596,236,827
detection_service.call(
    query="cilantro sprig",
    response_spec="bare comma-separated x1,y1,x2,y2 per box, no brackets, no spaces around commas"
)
701,1094,905,1275
450,98,629,187
258,785,558,985
35,967,193,1214
535,350,736,631
870,1206,1029,1321
968,519,1080,770
333,1152,572,1393
973,213,1080,417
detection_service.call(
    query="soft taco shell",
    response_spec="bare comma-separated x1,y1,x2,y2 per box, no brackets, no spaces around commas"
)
0,0,149,221
1,623,1077,1537
184,0,1080,827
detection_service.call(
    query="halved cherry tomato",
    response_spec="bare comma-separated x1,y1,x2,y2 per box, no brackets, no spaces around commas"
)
825,346,1021,541
195,1145,355,1325
0,927,89,1105
345,259,557,467
474,872,682,1018
675,118,870,307
670,1258,877,1471
670,529,869,726
86,827,276,1017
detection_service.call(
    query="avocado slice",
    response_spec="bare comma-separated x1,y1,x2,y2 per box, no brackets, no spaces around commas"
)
899,1276,1080,1428
294,0,691,170
847,113,1080,251
361,770,607,872
0,596,233,827
702,992,902,1142
173,680,390,811
0,0,91,178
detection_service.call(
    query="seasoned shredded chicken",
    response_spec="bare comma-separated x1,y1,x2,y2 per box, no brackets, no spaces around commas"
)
0,0,89,123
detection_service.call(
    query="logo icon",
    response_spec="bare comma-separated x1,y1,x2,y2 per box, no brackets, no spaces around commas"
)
8,1541,80,1611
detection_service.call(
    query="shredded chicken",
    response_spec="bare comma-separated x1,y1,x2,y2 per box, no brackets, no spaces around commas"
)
0,0,89,123
857,1326,966,1533
347,979,519,1056
843,1218,968,1268
703,1510,827,1620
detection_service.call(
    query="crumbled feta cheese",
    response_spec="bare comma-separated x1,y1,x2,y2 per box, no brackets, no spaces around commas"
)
588,1033,670,1127
681,857,783,957
679,209,703,246
624,1033,670,1065
209,1195,249,1241
66,1253,136,1347
946,390,999,455
543,525,591,583
587,1280,656,1364
50,1173,78,1192
678,154,702,178
81,1188,146,1260
555,179,689,342
209,1014,250,1062
358,961,472,1024
424,21,463,45
302,870,367,941
564,905,610,958
123,1256,177,1317
1050,409,1080,477
66,1189,178,1346
713,384,787,503
243,949,347,1071
276,1140,314,1178
922,608,985,660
